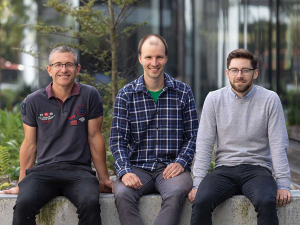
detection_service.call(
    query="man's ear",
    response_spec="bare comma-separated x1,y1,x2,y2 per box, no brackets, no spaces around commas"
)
46,65,52,77
138,54,142,64
75,64,81,76
253,69,258,80
226,69,229,79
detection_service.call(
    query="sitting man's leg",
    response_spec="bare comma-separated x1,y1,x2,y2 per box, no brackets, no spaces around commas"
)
13,169,61,225
113,167,155,225
153,163,193,225
62,168,102,225
241,165,278,225
190,166,240,225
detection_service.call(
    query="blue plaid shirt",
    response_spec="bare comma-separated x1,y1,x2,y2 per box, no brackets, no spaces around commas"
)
110,73,199,178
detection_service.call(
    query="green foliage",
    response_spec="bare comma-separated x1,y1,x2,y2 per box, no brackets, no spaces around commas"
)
286,91,300,125
0,110,23,180
209,160,215,173
0,83,32,111
0,0,28,62
0,182,10,190
0,146,9,177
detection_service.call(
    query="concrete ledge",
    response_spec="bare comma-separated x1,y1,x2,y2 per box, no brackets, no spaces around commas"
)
1,190,300,225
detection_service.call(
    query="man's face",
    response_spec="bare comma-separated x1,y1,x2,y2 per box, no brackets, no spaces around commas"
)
46,52,81,88
226,58,258,96
138,37,168,80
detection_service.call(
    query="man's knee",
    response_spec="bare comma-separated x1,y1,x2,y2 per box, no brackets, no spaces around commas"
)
78,193,100,209
14,194,36,213
114,182,138,203
254,194,276,211
193,191,213,209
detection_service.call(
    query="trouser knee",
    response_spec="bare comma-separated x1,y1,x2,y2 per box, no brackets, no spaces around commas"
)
163,188,186,205
78,194,100,211
254,196,276,212
195,192,213,207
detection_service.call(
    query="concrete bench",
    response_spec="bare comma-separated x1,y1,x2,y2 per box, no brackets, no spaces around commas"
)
1,191,299,225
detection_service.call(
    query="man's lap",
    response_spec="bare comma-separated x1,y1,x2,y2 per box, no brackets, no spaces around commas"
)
16,163,99,209
114,163,192,199
195,164,277,206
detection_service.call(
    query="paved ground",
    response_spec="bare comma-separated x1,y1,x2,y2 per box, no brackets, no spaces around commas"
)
288,139,300,189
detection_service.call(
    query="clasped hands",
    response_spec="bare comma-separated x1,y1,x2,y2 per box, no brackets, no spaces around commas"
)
121,163,184,190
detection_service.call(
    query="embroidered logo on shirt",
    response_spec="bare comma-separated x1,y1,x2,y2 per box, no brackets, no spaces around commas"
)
21,102,26,116
79,117,85,122
68,115,75,120
75,105,86,117
70,120,77,126
38,112,55,123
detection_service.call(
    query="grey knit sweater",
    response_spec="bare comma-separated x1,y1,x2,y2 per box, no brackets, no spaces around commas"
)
193,85,290,189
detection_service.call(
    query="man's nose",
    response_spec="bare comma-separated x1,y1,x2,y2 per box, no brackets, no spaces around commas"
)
236,70,243,78
151,58,158,66
60,65,68,72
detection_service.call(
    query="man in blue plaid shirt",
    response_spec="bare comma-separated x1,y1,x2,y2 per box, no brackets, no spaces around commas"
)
110,34,199,225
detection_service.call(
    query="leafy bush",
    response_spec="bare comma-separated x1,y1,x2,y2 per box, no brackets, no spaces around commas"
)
0,109,23,180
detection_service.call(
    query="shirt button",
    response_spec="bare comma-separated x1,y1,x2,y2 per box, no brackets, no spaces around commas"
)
156,127,158,130
156,142,158,145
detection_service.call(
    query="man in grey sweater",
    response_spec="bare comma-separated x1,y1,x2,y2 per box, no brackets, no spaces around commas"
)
188,49,291,225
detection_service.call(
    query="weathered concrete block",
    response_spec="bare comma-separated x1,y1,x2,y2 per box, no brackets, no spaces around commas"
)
0,191,299,225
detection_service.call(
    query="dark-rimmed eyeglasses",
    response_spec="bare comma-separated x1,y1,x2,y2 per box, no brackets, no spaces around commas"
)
49,62,77,70
228,68,255,76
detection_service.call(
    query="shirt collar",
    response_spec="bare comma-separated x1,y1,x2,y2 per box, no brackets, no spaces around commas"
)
46,82,80,99
230,85,255,99
134,73,175,93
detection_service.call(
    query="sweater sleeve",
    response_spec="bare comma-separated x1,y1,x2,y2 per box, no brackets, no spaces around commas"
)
268,92,291,189
193,93,217,188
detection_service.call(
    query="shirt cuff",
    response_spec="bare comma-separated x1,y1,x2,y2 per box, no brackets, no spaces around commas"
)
277,187,290,191
117,168,132,179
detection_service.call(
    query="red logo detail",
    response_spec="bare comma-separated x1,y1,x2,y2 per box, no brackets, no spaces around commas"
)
75,105,87,117
70,120,77,126
44,112,49,117
43,120,51,124
68,115,75,120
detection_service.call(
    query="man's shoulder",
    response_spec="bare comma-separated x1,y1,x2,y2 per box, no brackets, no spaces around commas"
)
254,85,278,98
206,86,229,101
118,75,143,95
165,74,192,93
24,87,47,103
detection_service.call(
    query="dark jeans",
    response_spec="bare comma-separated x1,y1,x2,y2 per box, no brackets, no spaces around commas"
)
191,164,278,225
113,163,193,225
13,163,101,225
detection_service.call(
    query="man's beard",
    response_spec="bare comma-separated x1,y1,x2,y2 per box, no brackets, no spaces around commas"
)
230,78,253,93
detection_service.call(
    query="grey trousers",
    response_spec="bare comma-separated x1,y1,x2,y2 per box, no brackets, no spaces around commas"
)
113,163,193,225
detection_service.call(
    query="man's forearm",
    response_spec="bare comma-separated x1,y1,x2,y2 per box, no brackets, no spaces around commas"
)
18,140,37,183
89,132,110,180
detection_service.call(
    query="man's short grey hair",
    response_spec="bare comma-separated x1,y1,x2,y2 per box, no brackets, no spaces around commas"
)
48,46,79,65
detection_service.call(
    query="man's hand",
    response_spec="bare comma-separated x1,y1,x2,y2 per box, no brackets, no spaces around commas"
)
0,186,19,194
163,163,184,179
121,173,142,190
188,188,197,203
99,179,114,193
276,189,291,206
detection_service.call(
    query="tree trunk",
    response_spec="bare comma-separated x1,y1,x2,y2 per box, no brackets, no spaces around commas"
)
108,0,118,105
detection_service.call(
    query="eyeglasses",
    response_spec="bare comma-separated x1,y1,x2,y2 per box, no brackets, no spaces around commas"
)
228,68,255,76
50,62,77,70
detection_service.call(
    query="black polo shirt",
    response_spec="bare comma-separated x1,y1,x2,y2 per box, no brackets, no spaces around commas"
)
21,82,103,169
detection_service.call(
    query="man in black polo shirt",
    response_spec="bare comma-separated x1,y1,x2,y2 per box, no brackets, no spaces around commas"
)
1,46,113,225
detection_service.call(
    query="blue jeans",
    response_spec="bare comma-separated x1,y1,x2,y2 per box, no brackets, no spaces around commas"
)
113,163,193,225
191,164,278,225
13,163,101,225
